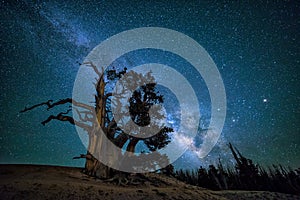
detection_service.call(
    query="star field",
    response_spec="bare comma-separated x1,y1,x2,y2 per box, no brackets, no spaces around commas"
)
0,0,299,169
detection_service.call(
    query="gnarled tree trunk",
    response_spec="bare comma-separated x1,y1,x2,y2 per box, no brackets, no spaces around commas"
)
20,63,172,182
84,68,117,179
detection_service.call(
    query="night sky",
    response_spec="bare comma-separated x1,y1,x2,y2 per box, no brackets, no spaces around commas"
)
1,0,299,170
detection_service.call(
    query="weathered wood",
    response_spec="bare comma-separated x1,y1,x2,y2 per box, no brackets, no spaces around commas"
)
20,98,93,113
21,63,173,182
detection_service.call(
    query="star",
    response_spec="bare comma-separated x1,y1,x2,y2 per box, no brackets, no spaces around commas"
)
1,0,299,170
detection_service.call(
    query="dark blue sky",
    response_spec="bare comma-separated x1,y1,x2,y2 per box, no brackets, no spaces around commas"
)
1,0,299,169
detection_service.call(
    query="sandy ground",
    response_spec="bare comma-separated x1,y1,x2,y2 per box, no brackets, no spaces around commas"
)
0,164,299,200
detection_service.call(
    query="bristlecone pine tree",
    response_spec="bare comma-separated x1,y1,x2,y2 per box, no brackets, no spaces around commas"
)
21,62,173,184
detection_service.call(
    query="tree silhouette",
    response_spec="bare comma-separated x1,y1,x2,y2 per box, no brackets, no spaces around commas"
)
21,62,173,183
175,143,300,195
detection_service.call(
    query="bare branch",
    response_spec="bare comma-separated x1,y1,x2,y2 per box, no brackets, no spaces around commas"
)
20,100,53,113
73,107,95,123
41,109,74,125
41,109,92,132
83,62,102,78
73,103,94,113
73,154,93,160
46,98,72,110
20,98,94,113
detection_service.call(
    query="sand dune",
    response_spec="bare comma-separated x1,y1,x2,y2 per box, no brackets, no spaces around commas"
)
0,164,299,200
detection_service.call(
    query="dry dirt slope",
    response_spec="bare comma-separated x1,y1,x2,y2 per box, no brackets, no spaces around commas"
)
0,164,299,200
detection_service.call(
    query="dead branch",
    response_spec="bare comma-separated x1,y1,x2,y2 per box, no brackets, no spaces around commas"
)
41,109,74,125
73,107,95,123
20,98,94,113
73,153,96,161
73,154,85,159
41,109,92,132
20,100,54,113
83,62,102,78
